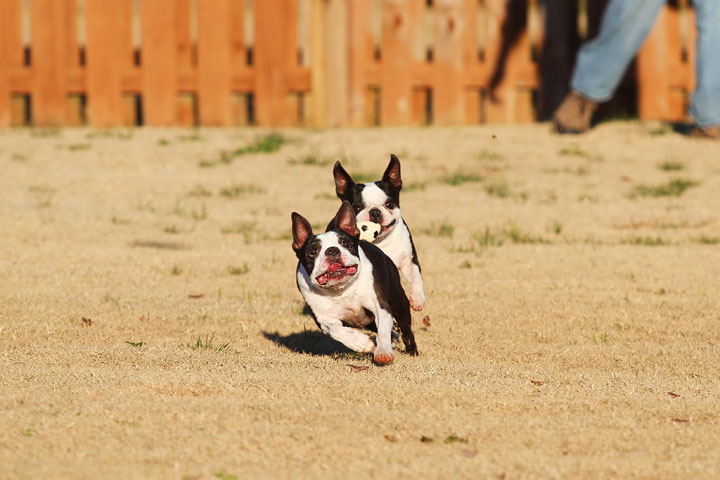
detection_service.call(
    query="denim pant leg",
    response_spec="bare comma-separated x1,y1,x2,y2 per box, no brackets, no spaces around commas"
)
570,0,666,102
690,0,720,127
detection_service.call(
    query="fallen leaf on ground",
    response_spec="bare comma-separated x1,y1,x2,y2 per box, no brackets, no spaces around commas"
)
420,436,433,443
82,317,92,327
384,434,397,443
188,294,204,299
347,364,369,372
672,418,689,423
530,380,543,386
667,391,680,398
423,316,431,327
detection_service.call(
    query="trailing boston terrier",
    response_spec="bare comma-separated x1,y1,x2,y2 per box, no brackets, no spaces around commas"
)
331,154,426,311
292,201,418,365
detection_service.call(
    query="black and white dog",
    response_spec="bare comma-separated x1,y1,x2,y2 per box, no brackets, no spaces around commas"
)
331,154,426,311
292,201,418,364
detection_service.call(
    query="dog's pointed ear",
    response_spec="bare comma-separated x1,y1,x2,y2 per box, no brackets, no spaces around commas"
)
333,161,355,198
382,154,402,190
334,201,359,238
291,212,313,252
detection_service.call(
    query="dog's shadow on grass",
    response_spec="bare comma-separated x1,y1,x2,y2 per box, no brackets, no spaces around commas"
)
262,329,356,357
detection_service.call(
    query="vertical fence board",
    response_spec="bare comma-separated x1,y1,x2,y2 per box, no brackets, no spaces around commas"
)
175,0,192,70
381,0,422,125
255,0,296,125
433,0,464,124
348,0,373,126
325,0,349,127
141,0,178,125
30,0,75,126
307,0,327,126
197,0,232,125
637,6,695,121
0,0,23,126
86,0,133,126
230,0,246,72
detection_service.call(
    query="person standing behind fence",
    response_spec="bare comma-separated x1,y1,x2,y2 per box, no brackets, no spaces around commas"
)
553,0,720,139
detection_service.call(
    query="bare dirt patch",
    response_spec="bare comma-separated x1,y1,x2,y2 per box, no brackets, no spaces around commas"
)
1,124,720,478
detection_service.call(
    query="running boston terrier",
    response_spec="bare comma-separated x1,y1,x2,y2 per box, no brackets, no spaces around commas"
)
291,201,418,365
331,154,426,311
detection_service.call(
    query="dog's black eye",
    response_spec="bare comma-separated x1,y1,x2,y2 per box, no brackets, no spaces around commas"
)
384,200,395,209
339,237,351,249
353,205,362,214
308,246,319,257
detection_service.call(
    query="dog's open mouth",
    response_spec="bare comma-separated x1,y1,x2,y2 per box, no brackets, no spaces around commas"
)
316,262,358,286
380,219,397,234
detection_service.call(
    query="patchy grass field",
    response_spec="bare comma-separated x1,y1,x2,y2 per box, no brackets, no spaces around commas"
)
1,123,720,479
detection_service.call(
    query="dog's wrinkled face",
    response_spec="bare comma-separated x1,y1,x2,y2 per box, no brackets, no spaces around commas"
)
333,154,402,242
292,202,361,290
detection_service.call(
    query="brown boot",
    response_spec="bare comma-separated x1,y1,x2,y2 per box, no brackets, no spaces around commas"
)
690,124,720,139
553,91,599,134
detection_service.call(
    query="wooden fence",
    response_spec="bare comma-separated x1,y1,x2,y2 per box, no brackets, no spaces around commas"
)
0,0,696,128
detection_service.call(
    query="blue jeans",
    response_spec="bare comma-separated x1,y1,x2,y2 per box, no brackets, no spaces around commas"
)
571,0,720,128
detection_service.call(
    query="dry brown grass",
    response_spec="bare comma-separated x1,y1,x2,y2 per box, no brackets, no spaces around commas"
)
1,123,720,479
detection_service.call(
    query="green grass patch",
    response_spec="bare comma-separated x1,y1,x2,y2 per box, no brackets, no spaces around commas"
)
484,180,510,198
442,172,484,186
544,166,590,176
157,138,170,146
234,132,285,155
658,161,684,171
177,132,203,142
547,221,563,235
558,144,590,157
30,128,61,138
472,228,505,248
219,183,266,198
477,149,503,162
164,225,180,234
228,264,250,275
694,235,720,245
186,185,212,197
629,178,699,198
288,152,333,167
125,341,144,348
648,124,671,136
111,216,130,225
420,222,455,238
66,143,92,151
504,225,549,244
350,172,378,183
622,236,668,246
444,434,468,444
171,265,183,276
221,221,263,243
186,335,229,353
404,181,427,192
214,474,238,480
86,129,133,140
11,153,28,162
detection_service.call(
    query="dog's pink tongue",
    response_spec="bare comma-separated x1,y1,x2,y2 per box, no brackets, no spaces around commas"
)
328,262,342,273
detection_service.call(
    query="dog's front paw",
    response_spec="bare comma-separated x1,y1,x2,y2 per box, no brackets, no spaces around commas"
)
373,346,395,365
355,335,375,353
409,289,425,311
